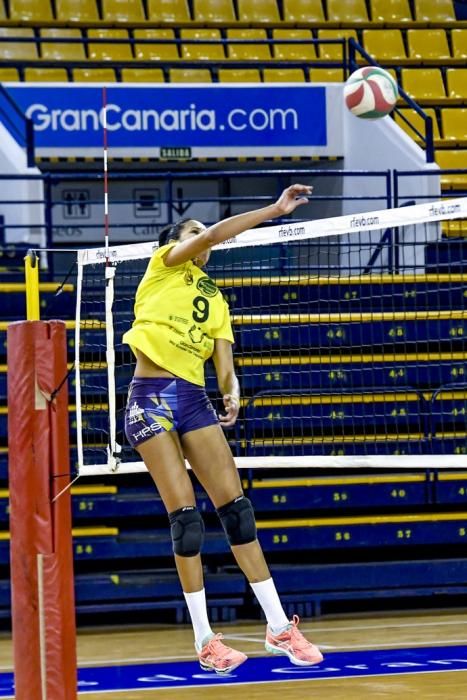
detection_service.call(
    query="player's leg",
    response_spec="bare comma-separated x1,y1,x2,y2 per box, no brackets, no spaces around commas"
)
182,423,323,666
136,434,247,673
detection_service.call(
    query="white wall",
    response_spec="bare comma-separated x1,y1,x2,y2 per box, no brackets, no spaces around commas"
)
341,111,441,272
0,120,44,245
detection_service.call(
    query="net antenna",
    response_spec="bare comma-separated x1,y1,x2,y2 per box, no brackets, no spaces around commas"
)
75,86,121,474
75,196,467,477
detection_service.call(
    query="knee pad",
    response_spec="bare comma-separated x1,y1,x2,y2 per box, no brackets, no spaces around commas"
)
169,506,204,557
217,495,257,546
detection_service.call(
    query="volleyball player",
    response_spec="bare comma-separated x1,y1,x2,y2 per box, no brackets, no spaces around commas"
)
123,184,323,674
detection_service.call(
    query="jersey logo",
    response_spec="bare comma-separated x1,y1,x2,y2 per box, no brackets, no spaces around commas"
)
189,324,207,344
196,277,218,297
184,270,194,285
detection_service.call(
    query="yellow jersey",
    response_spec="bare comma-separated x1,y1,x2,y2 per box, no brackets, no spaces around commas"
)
122,242,234,386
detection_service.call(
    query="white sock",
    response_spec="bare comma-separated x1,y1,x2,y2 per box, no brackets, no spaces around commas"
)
183,588,214,651
250,578,289,633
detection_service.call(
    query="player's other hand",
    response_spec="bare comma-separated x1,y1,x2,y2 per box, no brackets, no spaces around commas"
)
219,394,239,428
274,184,313,216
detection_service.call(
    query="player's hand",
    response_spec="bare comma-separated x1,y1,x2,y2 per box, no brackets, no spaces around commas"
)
219,394,240,428
274,184,313,216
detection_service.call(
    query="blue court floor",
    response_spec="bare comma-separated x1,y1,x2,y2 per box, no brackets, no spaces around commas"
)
1,645,467,696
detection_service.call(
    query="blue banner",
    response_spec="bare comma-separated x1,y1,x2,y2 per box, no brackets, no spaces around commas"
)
5,84,329,157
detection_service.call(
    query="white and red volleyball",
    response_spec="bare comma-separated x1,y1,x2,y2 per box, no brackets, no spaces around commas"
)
343,66,399,119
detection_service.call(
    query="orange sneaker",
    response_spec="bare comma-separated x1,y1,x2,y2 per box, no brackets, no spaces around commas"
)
197,633,248,674
265,615,324,666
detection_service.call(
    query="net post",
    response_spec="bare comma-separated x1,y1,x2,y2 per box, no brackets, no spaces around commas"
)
8,320,77,700
24,249,40,321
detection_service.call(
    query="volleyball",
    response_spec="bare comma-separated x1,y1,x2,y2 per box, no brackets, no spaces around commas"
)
343,66,399,119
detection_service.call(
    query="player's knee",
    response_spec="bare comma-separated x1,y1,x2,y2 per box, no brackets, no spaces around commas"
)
169,506,205,557
217,495,257,546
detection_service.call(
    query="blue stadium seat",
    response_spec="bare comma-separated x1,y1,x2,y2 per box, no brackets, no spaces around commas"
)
243,389,426,436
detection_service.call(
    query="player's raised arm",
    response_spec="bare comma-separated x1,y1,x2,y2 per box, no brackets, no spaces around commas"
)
164,183,313,267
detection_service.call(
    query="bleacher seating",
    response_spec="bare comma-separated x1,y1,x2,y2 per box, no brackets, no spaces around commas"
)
446,68,467,98
272,29,316,60
237,0,281,23
327,0,369,23
193,0,237,23
55,0,99,22
407,28,451,60
226,28,271,60
363,29,407,61
87,29,133,62
402,68,446,101
147,0,191,22
134,29,179,61
414,0,457,22
0,0,465,625
370,0,412,23
102,0,145,23
9,0,53,21
180,28,225,60
40,28,86,62
283,0,325,23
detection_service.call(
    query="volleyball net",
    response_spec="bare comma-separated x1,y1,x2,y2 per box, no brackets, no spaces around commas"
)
75,196,467,476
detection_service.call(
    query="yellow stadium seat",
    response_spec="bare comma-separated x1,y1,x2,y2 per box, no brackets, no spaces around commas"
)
102,0,145,22
218,68,261,82
147,0,190,22
88,29,133,62
0,2,5,19
237,0,280,22
414,0,456,22
327,0,368,22
442,219,467,239
121,68,165,82
451,29,467,59
272,30,316,61
435,150,467,188
227,29,271,61
363,29,406,61
263,68,306,82
0,68,20,81
283,0,325,22
442,109,467,140
0,28,37,60
446,69,467,98
310,67,344,82
9,0,53,21
394,107,440,140
169,68,212,82
407,29,450,60
41,29,86,61
402,68,446,101
370,0,412,22
25,68,68,81
55,0,99,22
134,29,178,60
73,69,117,82
181,29,224,60
317,30,358,61
193,0,236,22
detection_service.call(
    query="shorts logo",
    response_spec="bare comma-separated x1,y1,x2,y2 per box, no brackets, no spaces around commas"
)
196,277,218,297
128,401,145,425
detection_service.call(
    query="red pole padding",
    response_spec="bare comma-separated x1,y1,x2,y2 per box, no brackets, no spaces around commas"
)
8,320,77,700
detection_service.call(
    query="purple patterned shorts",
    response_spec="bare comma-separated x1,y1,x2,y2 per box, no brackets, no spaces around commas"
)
124,377,219,448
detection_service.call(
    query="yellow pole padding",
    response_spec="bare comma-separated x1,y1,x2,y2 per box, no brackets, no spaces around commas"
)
24,250,40,321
